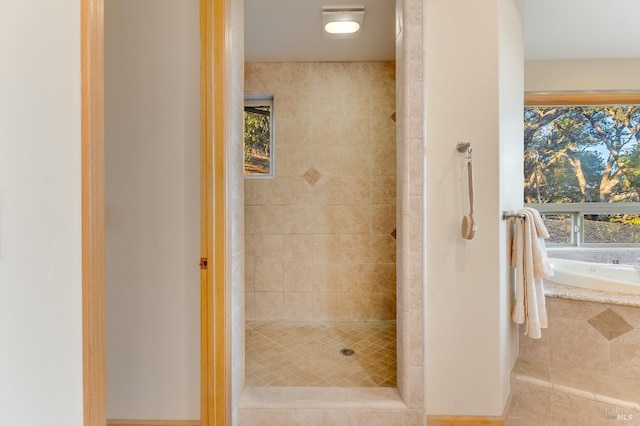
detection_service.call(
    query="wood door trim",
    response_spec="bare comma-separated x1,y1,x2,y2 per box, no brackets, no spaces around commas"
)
200,0,229,424
107,421,200,426
82,0,225,424
82,0,106,424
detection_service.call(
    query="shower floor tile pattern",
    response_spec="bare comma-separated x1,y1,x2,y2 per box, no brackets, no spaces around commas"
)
246,320,397,387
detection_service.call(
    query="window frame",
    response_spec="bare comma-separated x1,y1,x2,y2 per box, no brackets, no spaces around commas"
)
244,95,275,178
524,92,640,248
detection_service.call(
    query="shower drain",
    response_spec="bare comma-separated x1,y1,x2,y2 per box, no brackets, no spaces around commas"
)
340,348,355,356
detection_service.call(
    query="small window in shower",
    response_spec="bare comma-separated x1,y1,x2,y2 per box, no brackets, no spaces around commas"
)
244,96,274,177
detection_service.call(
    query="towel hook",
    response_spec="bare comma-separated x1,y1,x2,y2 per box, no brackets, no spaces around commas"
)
456,141,472,160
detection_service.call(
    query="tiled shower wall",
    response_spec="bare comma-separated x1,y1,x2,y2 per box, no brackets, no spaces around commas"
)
244,61,397,321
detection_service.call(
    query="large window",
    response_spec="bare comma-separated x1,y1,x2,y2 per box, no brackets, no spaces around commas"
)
524,94,640,246
244,96,274,177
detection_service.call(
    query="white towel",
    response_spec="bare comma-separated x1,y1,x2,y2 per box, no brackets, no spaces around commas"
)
511,207,553,339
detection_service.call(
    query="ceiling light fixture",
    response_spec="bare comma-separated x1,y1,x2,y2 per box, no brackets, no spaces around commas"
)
322,7,365,35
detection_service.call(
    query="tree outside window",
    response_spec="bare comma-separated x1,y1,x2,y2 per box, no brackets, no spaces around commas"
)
244,97,274,177
524,103,640,245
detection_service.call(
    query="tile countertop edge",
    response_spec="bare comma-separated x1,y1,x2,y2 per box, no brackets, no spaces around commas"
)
544,281,640,308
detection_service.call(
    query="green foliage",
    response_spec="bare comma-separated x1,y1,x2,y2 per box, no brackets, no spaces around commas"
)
244,107,271,173
524,105,640,204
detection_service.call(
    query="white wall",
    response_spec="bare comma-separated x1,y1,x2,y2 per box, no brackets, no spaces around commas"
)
105,0,200,419
0,1,83,425
425,0,523,416
498,0,524,411
228,0,246,422
525,59,640,91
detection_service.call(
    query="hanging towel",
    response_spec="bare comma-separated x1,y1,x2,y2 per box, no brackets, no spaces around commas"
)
511,207,553,339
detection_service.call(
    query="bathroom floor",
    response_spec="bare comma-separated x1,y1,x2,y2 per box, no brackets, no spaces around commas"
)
245,320,397,387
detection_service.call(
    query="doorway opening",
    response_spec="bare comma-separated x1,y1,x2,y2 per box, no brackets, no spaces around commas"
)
242,1,398,389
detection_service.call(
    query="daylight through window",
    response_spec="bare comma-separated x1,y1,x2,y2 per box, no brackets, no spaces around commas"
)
524,100,640,246
244,97,274,177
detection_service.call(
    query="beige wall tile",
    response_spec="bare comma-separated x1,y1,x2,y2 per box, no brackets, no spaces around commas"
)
245,254,255,292
339,118,371,148
244,178,276,206
552,392,592,426
547,297,607,321
311,177,343,205
611,304,640,329
244,206,255,235
371,205,396,234
587,308,633,340
342,234,372,264
371,176,397,205
283,263,313,292
371,292,396,320
312,235,344,263
609,329,640,377
342,293,372,320
370,234,397,263
312,263,345,293
409,311,423,367
314,148,345,177
288,409,347,426
342,264,375,293
405,367,424,409
253,205,284,234
407,253,422,310
408,138,423,197
276,146,314,177
238,409,289,426
252,234,283,263
246,61,398,321
254,292,284,320
345,409,410,426
282,205,315,234
283,234,313,263
549,318,609,371
511,357,550,382
408,196,422,254
371,146,397,176
284,292,314,320
340,177,371,205
312,293,343,320
509,381,553,420
245,292,255,320
255,262,283,292
371,263,396,293
518,325,550,362
313,205,370,234
276,177,312,205
340,146,372,177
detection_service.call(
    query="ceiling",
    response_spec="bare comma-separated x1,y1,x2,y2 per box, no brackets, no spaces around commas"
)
244,0,640,62
244,0,395,62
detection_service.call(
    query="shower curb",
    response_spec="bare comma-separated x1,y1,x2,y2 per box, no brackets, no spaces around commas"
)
239,386,407,409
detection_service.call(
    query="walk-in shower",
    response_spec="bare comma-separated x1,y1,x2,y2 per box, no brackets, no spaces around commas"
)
244,61,398,387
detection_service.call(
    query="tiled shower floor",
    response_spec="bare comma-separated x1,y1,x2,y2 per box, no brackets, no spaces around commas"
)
245,320,397,387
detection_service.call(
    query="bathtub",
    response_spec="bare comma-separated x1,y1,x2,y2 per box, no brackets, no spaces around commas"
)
547,258,640,295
